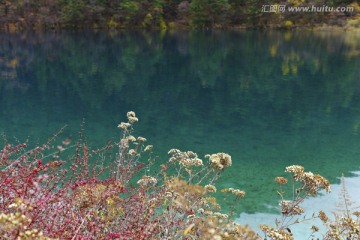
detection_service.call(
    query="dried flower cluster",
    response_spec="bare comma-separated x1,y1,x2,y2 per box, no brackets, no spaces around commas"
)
137,175,158,187
285,165,331,195
319,210,329,223
206,152,232,170
213,212,229,219
117,122,131,130
205,184,217,193
117,111,138,130
222,188,246,198
311,225,319,232
127,114,138,124
181,215,259,240
168,149,204,168
260,225,293,240
144,145,153,151
275,177,288,185
280,200,305,216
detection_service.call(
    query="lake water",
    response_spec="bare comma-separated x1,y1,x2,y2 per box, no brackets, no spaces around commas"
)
0,30,360,218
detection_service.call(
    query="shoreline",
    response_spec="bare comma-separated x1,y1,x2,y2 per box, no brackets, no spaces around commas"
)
0,26,359,35
1,21,359,33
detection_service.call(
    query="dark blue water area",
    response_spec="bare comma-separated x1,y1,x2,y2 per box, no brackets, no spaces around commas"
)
0,30,360,213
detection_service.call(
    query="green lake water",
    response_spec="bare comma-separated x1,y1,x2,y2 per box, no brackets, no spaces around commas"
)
0,30,360,215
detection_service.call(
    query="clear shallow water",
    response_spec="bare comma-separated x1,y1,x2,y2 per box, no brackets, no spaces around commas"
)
0,30,360,214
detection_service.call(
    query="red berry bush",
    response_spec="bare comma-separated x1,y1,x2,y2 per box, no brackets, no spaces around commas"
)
0,112,257,240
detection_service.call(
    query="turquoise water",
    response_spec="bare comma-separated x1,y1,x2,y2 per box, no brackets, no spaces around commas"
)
0,30,360,214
